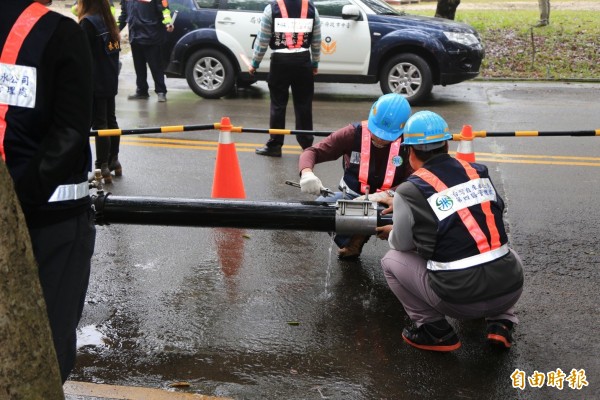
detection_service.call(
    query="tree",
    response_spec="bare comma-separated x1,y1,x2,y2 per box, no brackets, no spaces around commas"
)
0,160,63,399
435,0,461,20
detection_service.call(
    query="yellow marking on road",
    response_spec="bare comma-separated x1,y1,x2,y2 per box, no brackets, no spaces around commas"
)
464,152,600,162
63,381,231,400
116,137,303,153
91,137,599,166
474,157,600,167
454,152,600,167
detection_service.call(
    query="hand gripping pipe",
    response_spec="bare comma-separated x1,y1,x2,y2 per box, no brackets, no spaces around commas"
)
92,192,393,235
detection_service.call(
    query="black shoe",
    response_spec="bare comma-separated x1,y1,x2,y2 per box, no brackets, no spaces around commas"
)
127,92,149,100
402,323,461,352
486,320,514,349
96,162,112,184
108,156,122,176
255,145,282,157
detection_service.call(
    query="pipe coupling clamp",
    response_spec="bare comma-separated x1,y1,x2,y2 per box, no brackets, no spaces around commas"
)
334,199,378,235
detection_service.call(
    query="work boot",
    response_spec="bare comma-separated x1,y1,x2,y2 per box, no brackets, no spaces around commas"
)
98,162,112,184
338,235,367,260
108,155,122,176
127,92,149,100
402,321,461,352
534,20,548,27
157,93,167,102
255,145,282,157
486,320,514,349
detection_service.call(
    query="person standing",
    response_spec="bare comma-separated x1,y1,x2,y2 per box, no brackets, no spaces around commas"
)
119,0,174,102
78,0,122,184
536,0,550,27
1,0,95,381
250,0,321,157
299,93,412,259
377,111,524,352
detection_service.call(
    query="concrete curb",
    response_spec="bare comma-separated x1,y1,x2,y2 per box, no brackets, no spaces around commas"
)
64,381,231,400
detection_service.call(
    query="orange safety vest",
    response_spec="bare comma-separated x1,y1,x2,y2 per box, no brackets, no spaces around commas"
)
358,120,401,194
275,0,309,49
412,158,503,265
0,2,49,161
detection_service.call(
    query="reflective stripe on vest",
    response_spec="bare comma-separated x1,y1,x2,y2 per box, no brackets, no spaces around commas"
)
413,159,502,257
456,158,501,249
358,120,401,194
0,2,49,161
275,0,309,50
427,244,509,271
48,181,89,202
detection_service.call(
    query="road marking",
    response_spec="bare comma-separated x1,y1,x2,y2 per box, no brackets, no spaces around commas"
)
473,152,600,167
115,136,303,154
96,137,600,166
64,381,231,400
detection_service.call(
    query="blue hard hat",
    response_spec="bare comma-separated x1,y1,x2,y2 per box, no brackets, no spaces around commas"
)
367,93,411,141
402,111,452,150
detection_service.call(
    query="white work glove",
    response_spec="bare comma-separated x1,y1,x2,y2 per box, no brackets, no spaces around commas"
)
299,171,325,196
354,191,390,203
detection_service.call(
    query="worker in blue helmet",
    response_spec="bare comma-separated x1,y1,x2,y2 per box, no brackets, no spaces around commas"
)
375,111,524,352
298,93,413,259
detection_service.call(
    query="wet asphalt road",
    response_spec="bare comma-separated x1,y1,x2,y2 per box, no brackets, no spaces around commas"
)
70,50,600,399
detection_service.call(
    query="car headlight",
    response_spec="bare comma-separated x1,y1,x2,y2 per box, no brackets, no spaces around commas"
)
443,31,480,46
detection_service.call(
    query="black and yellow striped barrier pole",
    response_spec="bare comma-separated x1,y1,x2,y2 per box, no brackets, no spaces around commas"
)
91,123,332,137
91,123,217,137
234,127,332,137
452,129,600,140
91,122,600,139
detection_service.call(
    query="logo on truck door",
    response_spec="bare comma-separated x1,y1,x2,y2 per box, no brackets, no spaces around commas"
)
321,36,336,55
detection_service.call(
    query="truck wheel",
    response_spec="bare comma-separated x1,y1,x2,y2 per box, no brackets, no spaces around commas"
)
185,49,235,99
380,53,433,105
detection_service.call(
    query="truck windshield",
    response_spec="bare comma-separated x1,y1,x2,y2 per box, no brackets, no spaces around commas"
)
361,0,400,15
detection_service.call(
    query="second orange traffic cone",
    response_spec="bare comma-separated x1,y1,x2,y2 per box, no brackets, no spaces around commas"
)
455,124,476,162
211,117,246,199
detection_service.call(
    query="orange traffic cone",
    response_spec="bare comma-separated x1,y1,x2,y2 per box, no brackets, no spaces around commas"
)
455,124,476,162
211,117,246,198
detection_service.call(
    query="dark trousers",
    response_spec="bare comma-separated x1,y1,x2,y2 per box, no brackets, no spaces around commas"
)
131,42,167,94
29,209,96,383
92,96,120,166
266,51,314,149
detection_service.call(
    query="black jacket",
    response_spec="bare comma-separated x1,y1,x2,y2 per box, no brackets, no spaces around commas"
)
1,0,93,228
119,0,169,45
81,15,120,97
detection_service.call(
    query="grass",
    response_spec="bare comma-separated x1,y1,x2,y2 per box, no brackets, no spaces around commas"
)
406,7,600,80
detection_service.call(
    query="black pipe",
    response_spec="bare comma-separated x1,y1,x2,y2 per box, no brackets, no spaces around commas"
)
93,193,393,232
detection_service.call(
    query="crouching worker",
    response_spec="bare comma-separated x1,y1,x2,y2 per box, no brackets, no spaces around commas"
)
377,111,524,351
298,93,412,259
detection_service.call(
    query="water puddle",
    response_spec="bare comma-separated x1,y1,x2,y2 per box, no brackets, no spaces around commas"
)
76,324,108,350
